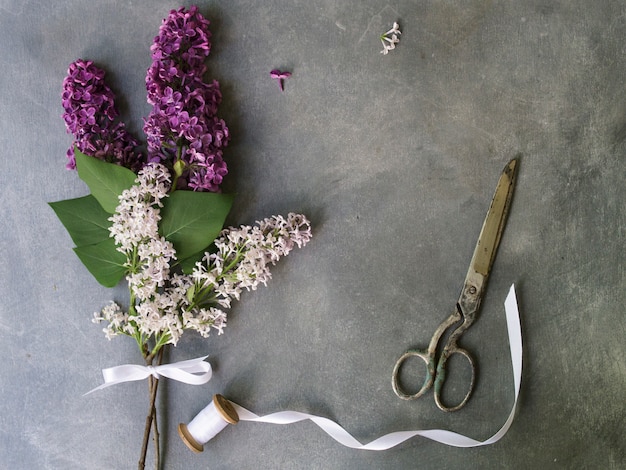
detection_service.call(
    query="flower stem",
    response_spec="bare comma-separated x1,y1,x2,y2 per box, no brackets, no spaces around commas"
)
138,347,164,470
170,143,185,192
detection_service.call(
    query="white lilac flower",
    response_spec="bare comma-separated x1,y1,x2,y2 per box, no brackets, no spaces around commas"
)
190,213,312,308
182,307,227,338
386,22,401,36
93,302,130,340
109,163,171,256
100,168,312,348
380,21,402,55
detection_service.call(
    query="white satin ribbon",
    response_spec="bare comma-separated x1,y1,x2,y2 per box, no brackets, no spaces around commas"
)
229,284,521,450
85,355,212,395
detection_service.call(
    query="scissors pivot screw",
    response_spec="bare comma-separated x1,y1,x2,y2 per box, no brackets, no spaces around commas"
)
468,286,477,295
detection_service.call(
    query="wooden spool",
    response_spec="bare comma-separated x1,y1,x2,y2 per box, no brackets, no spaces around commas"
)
178,394,239,453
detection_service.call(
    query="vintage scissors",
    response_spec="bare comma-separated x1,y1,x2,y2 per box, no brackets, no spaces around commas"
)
392,158,518,411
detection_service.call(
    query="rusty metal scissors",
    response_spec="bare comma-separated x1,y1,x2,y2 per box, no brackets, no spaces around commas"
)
392,158,518,411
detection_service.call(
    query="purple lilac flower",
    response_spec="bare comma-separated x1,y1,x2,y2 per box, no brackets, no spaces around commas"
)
61,59,144,171
270,69,291,91
143,6,229,192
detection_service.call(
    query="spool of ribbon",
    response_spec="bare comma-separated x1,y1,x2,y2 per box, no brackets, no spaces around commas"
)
178,394,240,453
85,355,213,395
178,284,522,452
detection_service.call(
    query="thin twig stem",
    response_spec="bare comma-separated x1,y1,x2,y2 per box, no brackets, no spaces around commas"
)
152,348,164,469
138,348,164,470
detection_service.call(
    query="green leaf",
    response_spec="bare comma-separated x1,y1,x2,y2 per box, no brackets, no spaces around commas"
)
159,191,234,261
49,195,112,247
185,284,195,303
73,238,127,288
74,148,137,213
177,249,208,274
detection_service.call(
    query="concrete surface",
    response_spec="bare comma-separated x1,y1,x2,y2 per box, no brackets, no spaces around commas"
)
1,1,625,469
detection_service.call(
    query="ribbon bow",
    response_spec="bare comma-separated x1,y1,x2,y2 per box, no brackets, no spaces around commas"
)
85,356,212,395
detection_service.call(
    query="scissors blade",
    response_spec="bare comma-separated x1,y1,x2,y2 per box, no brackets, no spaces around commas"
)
462,158,518,303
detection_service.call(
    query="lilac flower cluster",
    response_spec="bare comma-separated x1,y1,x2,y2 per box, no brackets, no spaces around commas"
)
61,60,144,170
94,164,312,345
380,22,401,55
143,6,229,192
191,213,313,308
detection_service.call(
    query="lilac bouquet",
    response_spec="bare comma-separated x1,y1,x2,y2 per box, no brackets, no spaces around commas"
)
51,6,311,469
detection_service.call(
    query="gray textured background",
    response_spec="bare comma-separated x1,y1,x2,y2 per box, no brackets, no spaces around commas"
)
1,1,625,469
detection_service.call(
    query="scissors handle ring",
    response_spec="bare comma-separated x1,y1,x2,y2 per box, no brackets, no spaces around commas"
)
391,349,435,400
433,347,476,412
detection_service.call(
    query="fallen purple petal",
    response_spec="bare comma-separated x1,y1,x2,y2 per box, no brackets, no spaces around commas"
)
270,69,291,91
